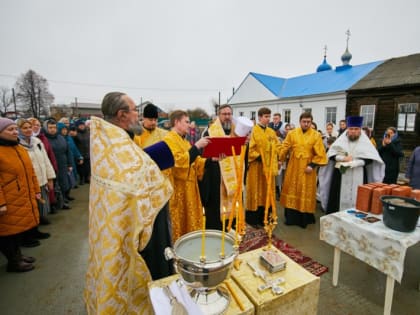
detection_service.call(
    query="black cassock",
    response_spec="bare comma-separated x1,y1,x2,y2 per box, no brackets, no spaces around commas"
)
140,203,174,280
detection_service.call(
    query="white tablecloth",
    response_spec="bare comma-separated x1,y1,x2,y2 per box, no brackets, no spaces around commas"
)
320,210,420,282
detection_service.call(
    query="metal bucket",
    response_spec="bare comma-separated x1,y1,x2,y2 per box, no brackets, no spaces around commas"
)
380,195,420,232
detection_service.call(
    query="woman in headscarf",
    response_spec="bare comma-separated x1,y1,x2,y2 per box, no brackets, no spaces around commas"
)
0,118,40,272
28,117,59,213
57,122,83,190
17,119,55,228
378,127,404,184
43,119,73,207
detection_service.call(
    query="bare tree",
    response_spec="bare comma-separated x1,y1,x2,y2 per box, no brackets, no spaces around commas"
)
0,86,13,117
14,69,54,118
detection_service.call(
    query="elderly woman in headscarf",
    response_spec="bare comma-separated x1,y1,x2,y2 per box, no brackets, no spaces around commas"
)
17,119,55,228
28,117,59,213
0,118,40,272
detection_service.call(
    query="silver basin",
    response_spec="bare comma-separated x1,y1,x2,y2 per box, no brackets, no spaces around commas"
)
165,229,238,290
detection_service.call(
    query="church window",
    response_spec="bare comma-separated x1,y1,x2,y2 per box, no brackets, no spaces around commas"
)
397,103,418,132
283,109,291,123
325,107,337,124
360,105,376,128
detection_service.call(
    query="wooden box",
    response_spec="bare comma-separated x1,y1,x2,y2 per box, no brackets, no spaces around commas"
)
231,247,320,315
148,274,254,315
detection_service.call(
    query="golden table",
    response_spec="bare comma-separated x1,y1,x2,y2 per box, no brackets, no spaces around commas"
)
148,274,254,315
231,247,320,315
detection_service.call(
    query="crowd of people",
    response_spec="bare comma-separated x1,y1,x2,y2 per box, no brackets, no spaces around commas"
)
0,116,91,272
2,93,419,314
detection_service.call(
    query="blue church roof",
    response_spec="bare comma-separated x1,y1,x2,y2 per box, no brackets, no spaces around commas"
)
250,72,286,95
249,60,384,99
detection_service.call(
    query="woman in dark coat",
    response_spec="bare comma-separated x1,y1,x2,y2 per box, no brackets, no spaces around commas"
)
378,127,404,184
43,119,73,207
0,118,40,272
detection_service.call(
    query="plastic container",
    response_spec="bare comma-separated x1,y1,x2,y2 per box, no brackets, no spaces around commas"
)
380,195,420,232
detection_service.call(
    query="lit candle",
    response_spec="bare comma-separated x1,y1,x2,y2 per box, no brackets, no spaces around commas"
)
221,207,226,257
201,207,206,260
235,202,239,246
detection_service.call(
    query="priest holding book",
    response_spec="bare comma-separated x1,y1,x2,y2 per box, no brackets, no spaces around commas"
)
199,104,245,231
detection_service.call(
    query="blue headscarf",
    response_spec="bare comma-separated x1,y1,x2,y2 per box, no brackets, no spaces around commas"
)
56,122,68,135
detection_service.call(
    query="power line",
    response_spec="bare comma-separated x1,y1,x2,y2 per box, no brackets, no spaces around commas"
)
0,73,225,93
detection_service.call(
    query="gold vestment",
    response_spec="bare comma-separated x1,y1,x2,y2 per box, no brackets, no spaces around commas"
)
84,117,173,315
279,127,327,213
246,124,281,211
164,130,206,241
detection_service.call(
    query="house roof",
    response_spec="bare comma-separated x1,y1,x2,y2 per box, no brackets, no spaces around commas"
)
249,60,383,99
69,102,101,109
349,53,420,90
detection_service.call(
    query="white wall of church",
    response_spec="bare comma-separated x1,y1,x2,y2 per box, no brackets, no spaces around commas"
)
231,92,347,132
229,74,278,104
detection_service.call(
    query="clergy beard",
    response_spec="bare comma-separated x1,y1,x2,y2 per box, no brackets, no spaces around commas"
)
128,122,143,135
222,121,232,131
348,134,360,142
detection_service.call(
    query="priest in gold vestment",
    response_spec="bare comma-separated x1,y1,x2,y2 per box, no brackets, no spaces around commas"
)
278,112,327,228
246,107,282,226
199,104,244,230
163,110,210,241
84,93,173,315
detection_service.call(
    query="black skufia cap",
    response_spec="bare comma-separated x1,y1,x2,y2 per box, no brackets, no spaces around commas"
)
143,104,158,118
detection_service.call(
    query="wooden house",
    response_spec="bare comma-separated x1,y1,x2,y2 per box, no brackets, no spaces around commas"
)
347,53,420,161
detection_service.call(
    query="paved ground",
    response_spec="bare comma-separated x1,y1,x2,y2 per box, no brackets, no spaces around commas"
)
0,184,419,314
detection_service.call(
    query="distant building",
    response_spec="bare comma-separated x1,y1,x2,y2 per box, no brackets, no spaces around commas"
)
228,41,383,132
69,102,102,118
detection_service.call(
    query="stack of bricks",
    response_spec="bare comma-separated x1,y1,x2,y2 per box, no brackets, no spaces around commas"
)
356,183,419,214
411,189,420,201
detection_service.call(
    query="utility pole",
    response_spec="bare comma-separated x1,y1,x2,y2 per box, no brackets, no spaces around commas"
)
12,88,17,118
75,97,78,117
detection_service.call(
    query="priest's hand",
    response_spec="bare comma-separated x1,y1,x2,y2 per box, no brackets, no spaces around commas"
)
304,165,313,174
343,155,353,162
348,159,365,168
212,153,226,162
195,136,210,149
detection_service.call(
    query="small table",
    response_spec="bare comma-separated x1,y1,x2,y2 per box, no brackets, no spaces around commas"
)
320,211,420,315
231,247,320,314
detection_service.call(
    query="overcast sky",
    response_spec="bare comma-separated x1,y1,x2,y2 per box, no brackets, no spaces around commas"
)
1,0,419,114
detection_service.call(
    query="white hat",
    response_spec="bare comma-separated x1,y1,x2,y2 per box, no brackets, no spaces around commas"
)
234,116,253,136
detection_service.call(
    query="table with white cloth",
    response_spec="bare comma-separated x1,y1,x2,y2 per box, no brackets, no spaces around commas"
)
320,210,420,315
